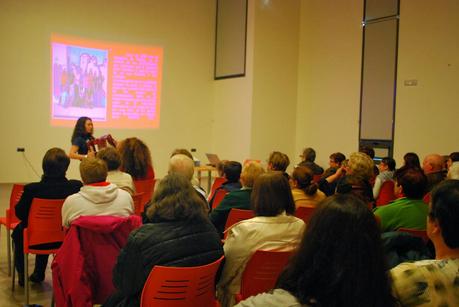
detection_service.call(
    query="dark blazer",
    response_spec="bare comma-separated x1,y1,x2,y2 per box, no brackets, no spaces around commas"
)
15,176,82,227
209,188,252,237
105,217,224,307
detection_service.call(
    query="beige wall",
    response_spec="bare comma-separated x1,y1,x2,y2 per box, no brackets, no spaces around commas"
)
295,0,363,168
250,0,300,168
394,0,459,164
0,0,216,182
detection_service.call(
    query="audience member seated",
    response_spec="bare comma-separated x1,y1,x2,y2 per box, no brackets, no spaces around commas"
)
236,194,396,307
320,152,374,205
170,148,194,160
267,151,291,179
12,148,82,286
62,158,134,227
391,180,459,306
169,154,207,202
104,173,224,307
216,160,229,177
290,166,325,208
359,145,379,176
209,161,243,209
373,157,396,199
118,137,155,180
398,152,422,173
448,162,459,179
447,152,459,170
374,168,428,232
217,172,305,307
422,154,445,192
209,162,265,237
321,152,346,179
297,147,323,175
97,147,135,195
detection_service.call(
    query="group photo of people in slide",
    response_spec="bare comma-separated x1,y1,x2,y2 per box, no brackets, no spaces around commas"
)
52,43,108,121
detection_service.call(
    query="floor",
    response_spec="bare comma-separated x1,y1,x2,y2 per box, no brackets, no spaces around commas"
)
0,183,53,307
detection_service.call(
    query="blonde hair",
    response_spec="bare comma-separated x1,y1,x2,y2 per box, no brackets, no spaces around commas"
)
347,152,374,181
168,154,195,181
240,162,265,188
80,157,108,184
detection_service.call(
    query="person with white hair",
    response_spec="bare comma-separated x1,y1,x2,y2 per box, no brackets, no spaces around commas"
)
168,154,208,203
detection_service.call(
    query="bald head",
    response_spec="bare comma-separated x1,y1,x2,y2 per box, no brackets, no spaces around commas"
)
169,154,195,181
423,154,444,174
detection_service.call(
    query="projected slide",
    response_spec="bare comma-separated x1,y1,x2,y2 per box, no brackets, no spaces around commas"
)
51,34,163,129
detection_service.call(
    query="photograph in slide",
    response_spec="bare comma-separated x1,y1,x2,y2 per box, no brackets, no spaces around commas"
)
50,34,163,129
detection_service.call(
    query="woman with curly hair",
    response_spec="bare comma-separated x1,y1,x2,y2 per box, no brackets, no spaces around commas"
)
117,137,155,180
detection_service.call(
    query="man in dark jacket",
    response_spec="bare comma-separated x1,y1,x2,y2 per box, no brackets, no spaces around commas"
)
13,148,82,286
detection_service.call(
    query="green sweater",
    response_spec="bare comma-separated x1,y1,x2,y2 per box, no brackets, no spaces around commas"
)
209,188,252,237
374,197,428,232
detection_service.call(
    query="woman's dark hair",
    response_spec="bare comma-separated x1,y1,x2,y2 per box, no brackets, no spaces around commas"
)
430,180,459,248
360,145,375,159
277,194,396,306
394,168,427,199
42,147,70,178
292,166,318,196
329,152,346,165
71,116,92,142
381,157,396,171
146,173,207,222
251,172,295,216
118,137,153,179
223,161,242,183
403,152,421,169
97,147,121,171
449,152,459,163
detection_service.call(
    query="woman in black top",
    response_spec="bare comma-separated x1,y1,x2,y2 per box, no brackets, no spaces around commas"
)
69,116,95,160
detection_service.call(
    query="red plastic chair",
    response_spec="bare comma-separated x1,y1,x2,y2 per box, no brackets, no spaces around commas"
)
423,192,431,204
235,250,292,303
207,177,226,202
398,228,429,243
0,184,24,276
211,189,228,209
134,179,156,213
294,206,316,223
140,256,224,307
376,180,395,206
223,209,255,239
15,198,65,305
132,193,145,216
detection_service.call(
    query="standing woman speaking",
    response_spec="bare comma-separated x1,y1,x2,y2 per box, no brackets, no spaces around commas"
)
69,116,95,160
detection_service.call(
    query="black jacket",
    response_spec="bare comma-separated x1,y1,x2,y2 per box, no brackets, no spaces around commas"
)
15,176,82,227
105,217,224,307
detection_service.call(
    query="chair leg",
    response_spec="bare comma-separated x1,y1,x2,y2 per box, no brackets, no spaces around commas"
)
24,253,29,305
7,228,11,276
11,242,15,291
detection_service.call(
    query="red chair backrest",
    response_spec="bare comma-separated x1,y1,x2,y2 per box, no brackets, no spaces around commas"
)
224,209,255,239
132,193,145,216
134,179,156,211
207,177,226,202
376,180,395,206
211,189,228,209
140,256,224,307
24,198,65,251
7,184,24,225
237,250,292,301
423,192,431,204
294,206,316,223
398,228,429,243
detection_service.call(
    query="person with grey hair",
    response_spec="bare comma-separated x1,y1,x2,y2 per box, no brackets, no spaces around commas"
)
422,154,445,192
168,154,208,203
298,147,324,175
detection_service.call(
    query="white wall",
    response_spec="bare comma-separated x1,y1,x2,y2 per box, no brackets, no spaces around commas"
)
394,0,459,163
0,0,216,182
295,0,363,168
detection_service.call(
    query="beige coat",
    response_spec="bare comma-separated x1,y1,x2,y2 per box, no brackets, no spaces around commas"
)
217,213,305,307
291,188,326,208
